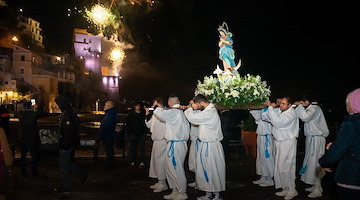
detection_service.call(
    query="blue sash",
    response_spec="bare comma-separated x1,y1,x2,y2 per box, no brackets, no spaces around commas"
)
167,140,187,169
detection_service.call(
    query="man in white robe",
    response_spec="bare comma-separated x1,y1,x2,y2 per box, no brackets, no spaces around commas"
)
154,95,190,200
184,94,226,200
146,97,168,193
294,100,329,198
250,108,275,187
266,97,299,200
188,123,199,187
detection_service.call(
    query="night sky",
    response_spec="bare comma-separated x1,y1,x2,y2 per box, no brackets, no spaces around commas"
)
3,1,358,111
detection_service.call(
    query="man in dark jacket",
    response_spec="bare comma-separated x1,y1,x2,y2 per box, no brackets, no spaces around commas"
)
126,102,147,167
100,101,118,170
53,95,90,194
18,101,40,176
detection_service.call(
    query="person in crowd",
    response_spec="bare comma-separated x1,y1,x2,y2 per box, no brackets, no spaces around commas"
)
126,101,147,168
18,101,40,176
154,94,190,200
0,106,14,157
184,94,226,200
250,108,275,187
100,101,118,170
0,127,14,200
294,98,329,198
146,97,168,193
53,95,90,194
319,88,360,200
266,97,299,200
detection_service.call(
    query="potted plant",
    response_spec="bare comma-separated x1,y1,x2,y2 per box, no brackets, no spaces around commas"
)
241,114,257,158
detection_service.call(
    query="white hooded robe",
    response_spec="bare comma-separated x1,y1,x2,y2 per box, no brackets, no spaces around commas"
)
154,105,190,193
267,106,299,190
146,113,167,180
188,123,200,173
296,104,329,185
250,109,275,177
184,103,226,192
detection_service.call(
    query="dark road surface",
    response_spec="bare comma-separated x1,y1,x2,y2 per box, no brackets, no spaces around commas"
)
5,113,338,200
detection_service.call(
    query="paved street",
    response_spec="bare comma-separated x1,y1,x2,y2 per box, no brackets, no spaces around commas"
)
4,113,339,200
6,142,337,200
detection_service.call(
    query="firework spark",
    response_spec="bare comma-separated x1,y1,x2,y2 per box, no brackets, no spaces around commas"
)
109,46,126,64
85,4,114,28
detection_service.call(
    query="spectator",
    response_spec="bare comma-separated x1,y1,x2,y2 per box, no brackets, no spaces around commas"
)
53,95,90,194
100,101,118,170
319,88,360,200
18,101,40,176
0,106,14,157
0,127,14,200
126,102,147,168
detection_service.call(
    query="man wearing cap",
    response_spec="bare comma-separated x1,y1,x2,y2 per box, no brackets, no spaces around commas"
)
294,99,329,198
266,97,299,200
53,95,90,194
154,94,190,200
18,101,40,176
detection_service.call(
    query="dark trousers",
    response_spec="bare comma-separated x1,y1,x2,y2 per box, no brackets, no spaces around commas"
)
129,134,145,163
20,144,39,175
59,147,87,190
337,185,360,200
102,138,114,168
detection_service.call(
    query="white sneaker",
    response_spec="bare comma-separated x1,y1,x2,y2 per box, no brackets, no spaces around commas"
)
305,185,323,192
213,196,223,200
275,189,288,197
130,162,135,167
139,162,145,168
150,183,160,189
164,190,178,200
188,182,196,187
174,192,188,200
259,180,274,187
153,184,168,193
308,188,322,198
197,195,212,200
253,177,266,184
284,189,298,200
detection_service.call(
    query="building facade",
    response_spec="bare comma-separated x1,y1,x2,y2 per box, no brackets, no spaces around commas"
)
73,28,120,109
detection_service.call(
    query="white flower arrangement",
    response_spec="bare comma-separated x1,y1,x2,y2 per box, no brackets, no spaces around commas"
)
195,73,271,109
